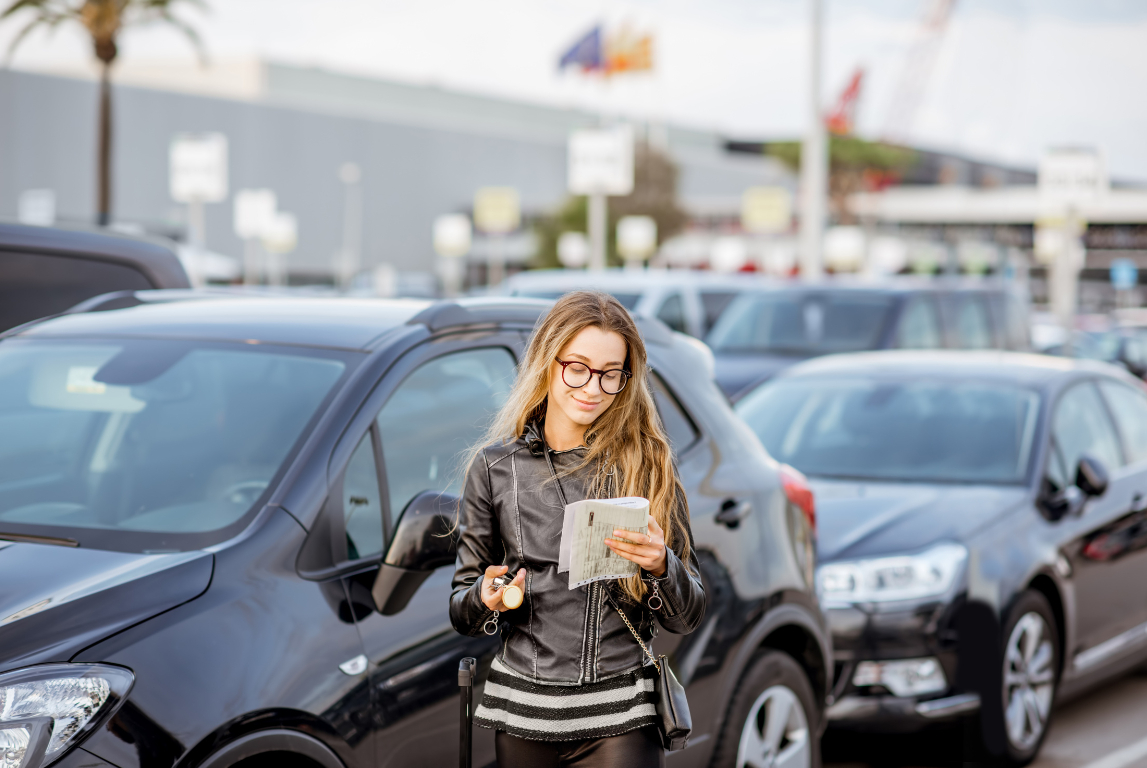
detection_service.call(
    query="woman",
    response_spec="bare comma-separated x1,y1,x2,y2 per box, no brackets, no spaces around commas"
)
450,291,706,768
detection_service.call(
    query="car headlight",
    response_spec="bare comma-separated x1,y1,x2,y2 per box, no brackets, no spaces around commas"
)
0,664,133,768
817,543,967,603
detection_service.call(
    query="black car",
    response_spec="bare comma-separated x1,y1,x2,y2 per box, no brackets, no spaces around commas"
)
0,222,190,333
0,293,828,768
735,350,1147,765
707,281,1030,400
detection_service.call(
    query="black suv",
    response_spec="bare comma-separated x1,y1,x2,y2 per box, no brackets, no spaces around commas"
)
0,222,190,333
0,293,828,768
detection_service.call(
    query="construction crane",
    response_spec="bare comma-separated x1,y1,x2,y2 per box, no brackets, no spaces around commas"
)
881,0,958,145
826,67,864,136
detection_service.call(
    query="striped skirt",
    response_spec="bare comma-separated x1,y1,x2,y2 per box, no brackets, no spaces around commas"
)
474,656,659,742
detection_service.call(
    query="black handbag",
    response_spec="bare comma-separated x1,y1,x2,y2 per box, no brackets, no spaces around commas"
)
608,593,692,751
542,446,692,751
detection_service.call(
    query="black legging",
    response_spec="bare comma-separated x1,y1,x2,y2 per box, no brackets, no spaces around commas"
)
495,727,664,768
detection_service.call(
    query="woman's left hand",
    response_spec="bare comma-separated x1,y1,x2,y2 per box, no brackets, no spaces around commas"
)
606,517,667,577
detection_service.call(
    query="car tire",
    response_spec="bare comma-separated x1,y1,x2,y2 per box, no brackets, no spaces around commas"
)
987,590,1060,766
710,649,821,768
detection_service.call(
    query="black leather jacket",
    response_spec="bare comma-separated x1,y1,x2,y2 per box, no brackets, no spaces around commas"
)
450,424,707,684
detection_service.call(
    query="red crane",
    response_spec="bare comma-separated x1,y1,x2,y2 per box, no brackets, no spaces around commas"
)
826,67,864,136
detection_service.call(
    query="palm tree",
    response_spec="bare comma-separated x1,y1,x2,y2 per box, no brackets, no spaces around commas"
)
2,0,206,225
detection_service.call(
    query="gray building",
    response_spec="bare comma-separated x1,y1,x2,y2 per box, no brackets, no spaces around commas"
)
0,62,790,284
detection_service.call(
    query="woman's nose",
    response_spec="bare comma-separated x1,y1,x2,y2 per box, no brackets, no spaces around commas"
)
582,374,603,397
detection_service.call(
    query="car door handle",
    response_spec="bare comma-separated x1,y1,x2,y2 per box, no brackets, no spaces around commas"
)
715,498,751,529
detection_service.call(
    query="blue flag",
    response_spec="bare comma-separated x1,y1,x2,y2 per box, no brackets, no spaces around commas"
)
559,25,604,72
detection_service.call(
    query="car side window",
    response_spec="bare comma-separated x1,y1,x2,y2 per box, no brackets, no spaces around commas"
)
896,297,943,349
344,432,385,560
950,294,994,349
376,347,516,521
1052,382,1124,480
1098,380,1147,465
699,290,738,335
657,294,687,334
650,372,699,452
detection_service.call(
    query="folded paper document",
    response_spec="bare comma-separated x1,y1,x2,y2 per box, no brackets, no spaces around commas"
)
558,497,650,589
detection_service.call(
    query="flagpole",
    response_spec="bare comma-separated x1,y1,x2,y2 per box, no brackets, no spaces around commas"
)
799,0,827,280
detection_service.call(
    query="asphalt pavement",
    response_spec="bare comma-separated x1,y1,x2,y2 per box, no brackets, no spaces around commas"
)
824,669,1147,768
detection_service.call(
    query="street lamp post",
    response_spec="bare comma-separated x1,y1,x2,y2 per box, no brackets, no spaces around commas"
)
339,162,363,290
799,0,827,280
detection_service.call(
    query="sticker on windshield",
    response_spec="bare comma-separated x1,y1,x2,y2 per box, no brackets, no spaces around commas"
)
66,366,107,395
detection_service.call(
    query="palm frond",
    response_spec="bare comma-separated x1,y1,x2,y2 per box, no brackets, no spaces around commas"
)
3,6,70,61
157,8,205,64
2,0,58,21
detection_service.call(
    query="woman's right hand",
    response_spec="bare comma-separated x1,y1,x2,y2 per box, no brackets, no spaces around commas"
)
481,565,526,611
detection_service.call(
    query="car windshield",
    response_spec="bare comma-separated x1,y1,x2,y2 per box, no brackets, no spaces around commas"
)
513,289,641,310
736,376,1040,484
0,338,351,551
707,292,894,355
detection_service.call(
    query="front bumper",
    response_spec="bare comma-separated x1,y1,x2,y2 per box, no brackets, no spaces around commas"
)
825,597,983,730
827,692,981,729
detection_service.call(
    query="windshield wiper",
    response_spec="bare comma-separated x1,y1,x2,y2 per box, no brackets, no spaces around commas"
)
0,532,80,548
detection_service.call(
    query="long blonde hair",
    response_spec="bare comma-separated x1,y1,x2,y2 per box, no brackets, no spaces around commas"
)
470,290,689,601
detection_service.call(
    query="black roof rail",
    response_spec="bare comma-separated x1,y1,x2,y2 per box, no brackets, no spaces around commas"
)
407,300,549,332
65,290,145,314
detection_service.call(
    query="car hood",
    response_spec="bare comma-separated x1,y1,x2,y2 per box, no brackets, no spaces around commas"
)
712,351,811,400
0,541,213,670
811,479,1029,563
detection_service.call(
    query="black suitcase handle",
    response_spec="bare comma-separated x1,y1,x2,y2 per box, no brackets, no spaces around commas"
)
459,657,477,768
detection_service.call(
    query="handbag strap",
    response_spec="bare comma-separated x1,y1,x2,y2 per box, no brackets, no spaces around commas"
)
541,435,662,674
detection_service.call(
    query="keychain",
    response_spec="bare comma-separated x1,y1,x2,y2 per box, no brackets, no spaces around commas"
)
482,611,500,635
492,575,524,609
647,581,663,611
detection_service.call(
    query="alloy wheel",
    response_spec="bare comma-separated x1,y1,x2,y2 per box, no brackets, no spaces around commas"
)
1003,611,1055,751
735,684,811,768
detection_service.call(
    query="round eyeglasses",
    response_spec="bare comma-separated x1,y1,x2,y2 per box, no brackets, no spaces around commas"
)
555,357,632,395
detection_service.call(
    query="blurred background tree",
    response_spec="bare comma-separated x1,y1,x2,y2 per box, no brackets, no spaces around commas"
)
1,0,207,225
534,140,688,268
766,137,916,225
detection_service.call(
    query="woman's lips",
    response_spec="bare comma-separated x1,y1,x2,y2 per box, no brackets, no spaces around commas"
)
571,396,600,411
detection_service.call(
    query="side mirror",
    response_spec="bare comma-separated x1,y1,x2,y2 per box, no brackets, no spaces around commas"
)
371,491,460,615
1076,454,1109,498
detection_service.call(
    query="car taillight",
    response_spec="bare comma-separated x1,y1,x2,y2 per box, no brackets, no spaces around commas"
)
780,464,815,531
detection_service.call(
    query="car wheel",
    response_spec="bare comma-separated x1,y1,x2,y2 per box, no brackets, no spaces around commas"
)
711,650,821,768
993,590,1059,766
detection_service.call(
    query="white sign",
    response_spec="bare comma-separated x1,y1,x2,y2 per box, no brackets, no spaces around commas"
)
433,214,473,258
617,216,657,260
233,189,278,240
741,187,792,234
473,187,521,234
261,212,298,254
1039,149,1107,205
568,127,634,196
18,189,56,226
558,232,590,268
170,133,229,203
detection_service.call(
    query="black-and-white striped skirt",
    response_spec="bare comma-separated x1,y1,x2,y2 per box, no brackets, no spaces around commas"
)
473,656,659,742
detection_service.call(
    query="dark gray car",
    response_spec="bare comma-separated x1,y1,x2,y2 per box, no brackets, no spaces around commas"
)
707,282,1030,400
734,350,1147,765
0,222,190,333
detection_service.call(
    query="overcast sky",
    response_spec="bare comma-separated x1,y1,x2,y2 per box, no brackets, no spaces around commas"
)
4,0,1146,180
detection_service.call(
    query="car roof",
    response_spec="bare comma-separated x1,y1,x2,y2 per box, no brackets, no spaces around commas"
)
0,221,190,289
733,276,1021,296
769,350,1129,387
506,269,771,292
7,292,674,352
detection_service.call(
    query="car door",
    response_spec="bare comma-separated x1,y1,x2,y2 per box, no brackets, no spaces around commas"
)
345,338,519,768
1047,379,1144,665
